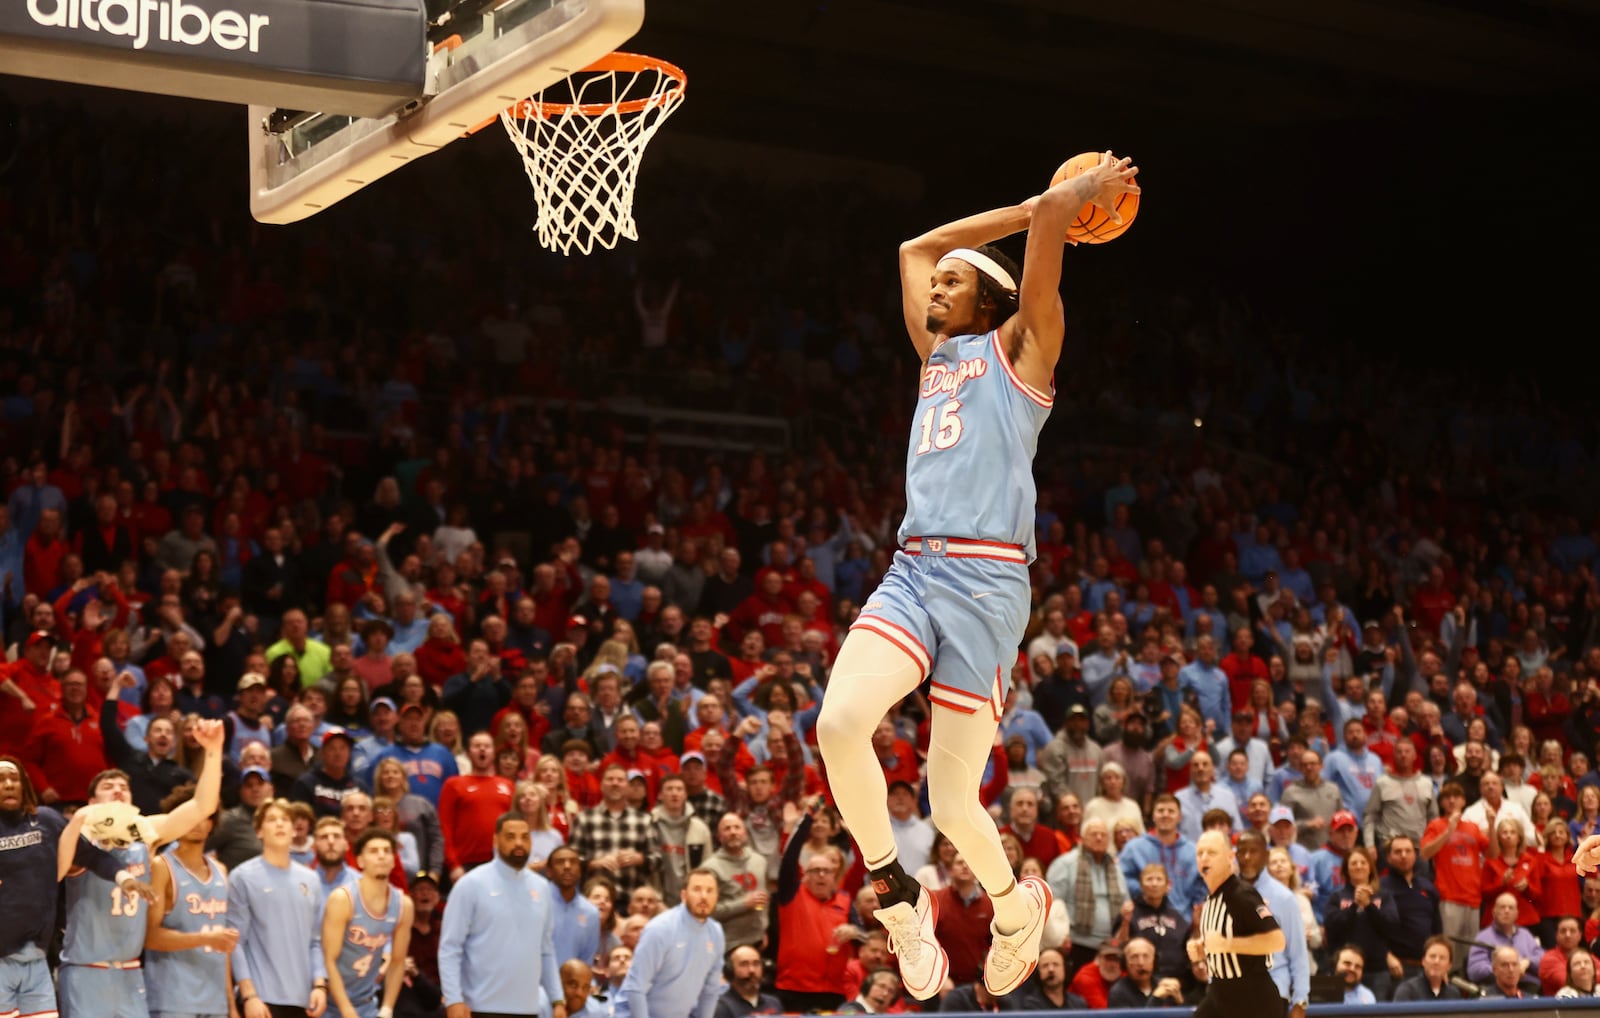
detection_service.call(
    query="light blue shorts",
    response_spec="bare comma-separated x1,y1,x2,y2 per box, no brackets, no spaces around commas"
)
0,946,56,1018
57,964,147,1018
850,540,1030,717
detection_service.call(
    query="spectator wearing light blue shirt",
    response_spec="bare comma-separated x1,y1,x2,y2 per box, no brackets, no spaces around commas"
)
1178,636,1230,735
1080,625,1128,709
609,552,645,622
1174,752,1240,844
546,846,602,968
1323,719,1385,817
439,813,565,1018
999,694,1052,768
1335,946,1378,1004
1237,831,1310,1015
373,703,459,806
616,869,725,1018
228,799,328,1017
1215,712,1275,790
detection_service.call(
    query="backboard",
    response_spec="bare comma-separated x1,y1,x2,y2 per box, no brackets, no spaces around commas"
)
248,0,642,224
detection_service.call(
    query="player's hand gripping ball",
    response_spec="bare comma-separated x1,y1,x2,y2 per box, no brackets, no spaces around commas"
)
1050,150,1141,244
79,799,159,850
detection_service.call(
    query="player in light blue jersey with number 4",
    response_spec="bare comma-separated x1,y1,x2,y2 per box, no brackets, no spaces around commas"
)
816,151,1140,1003
323,828,413,1018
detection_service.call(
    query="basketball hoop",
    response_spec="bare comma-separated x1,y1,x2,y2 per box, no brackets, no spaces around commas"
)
497,52,686,256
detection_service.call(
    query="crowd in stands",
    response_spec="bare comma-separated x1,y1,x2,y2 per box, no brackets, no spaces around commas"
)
5,94,1600,1017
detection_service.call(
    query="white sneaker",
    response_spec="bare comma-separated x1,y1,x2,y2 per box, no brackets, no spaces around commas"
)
984,874,1052,996
873,886,948,1000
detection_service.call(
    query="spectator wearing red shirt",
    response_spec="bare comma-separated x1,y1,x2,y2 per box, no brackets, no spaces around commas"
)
1536,822,1582,941
561,739,602,808
872,717,921,792
601,716,660,802
1540,915,1585,996
1219,628,1269,719
0,633,61,751
1523,669,1572,749
1421,781,1488,971
75,493,135,575
21,668,108,806
726,572,792,650
438,732,515,880
1411,566,1456,639
23,508,68,598
999,787,1072,869
775,814,856,1014
933,854,996,986
1069,940,1126,1009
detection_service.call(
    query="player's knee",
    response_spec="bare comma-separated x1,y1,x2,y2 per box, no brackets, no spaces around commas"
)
814,698,863,752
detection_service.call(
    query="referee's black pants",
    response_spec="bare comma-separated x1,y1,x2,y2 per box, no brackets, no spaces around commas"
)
1195,980,1284,1018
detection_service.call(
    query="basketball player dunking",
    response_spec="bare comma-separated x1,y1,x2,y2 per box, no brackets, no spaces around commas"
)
815,151,1139,999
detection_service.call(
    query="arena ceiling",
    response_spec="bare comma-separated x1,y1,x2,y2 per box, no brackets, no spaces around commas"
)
632,0,1600,154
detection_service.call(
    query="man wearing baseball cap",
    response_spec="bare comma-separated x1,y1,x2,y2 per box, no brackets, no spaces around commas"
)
209,765,273,869
1308,811,1360,922
352,697,398,785
1267,806,1313,881
229,673,274,761
371,703,458,807
0,632,59,749
289,726,365,818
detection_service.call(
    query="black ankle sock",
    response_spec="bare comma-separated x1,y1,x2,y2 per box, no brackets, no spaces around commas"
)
867,860,920,910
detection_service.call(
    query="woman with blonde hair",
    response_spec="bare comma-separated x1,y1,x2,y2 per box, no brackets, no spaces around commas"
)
1111,816,1143,854
608,621,649,681
1267,846,1322,971
429,709,471,774
513,780,565,870
1483,816,1542,928
1538,818,1582,945
491,711,539,779
371,794,422,874
371,756,443,880
583,639,634,685
914,832,956,892
998,831,1026,880
414,612,467,687
1084,761,1144,833
533,753,577,837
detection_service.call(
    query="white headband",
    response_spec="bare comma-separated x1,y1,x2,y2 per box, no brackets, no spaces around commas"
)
0,760,19,775
943,248,1016,293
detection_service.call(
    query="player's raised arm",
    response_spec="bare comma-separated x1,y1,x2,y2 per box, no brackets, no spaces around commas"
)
899,202,1034,360
151,719,225,845
1007,152,1139,388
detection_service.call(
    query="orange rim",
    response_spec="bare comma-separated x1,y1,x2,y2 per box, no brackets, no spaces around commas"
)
506,52,686,121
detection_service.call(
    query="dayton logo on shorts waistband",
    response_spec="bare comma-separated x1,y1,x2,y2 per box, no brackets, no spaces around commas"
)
25,0,270,53
920,358,988,399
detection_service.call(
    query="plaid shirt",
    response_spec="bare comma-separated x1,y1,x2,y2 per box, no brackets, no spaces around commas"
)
570,802,661,899
688,788,726,824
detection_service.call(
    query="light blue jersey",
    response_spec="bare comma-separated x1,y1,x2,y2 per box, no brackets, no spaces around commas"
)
848,330,1052,709
62,842,150,964
60,842,151,1018
333,884,403,1018
146,847,230,1017
899,331,1052,560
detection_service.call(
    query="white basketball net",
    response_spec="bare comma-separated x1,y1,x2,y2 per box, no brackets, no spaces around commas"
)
499,57,686,256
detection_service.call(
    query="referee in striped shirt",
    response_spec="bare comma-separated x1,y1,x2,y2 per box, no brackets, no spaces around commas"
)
1188,830,1286,1018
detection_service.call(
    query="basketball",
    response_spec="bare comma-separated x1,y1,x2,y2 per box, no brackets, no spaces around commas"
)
1051,151,1141,244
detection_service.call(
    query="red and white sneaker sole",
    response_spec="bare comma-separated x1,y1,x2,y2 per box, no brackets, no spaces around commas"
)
900,889,949,1001
984,874,1054,996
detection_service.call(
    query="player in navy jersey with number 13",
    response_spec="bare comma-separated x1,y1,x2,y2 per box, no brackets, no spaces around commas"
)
816,151,1139,1000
